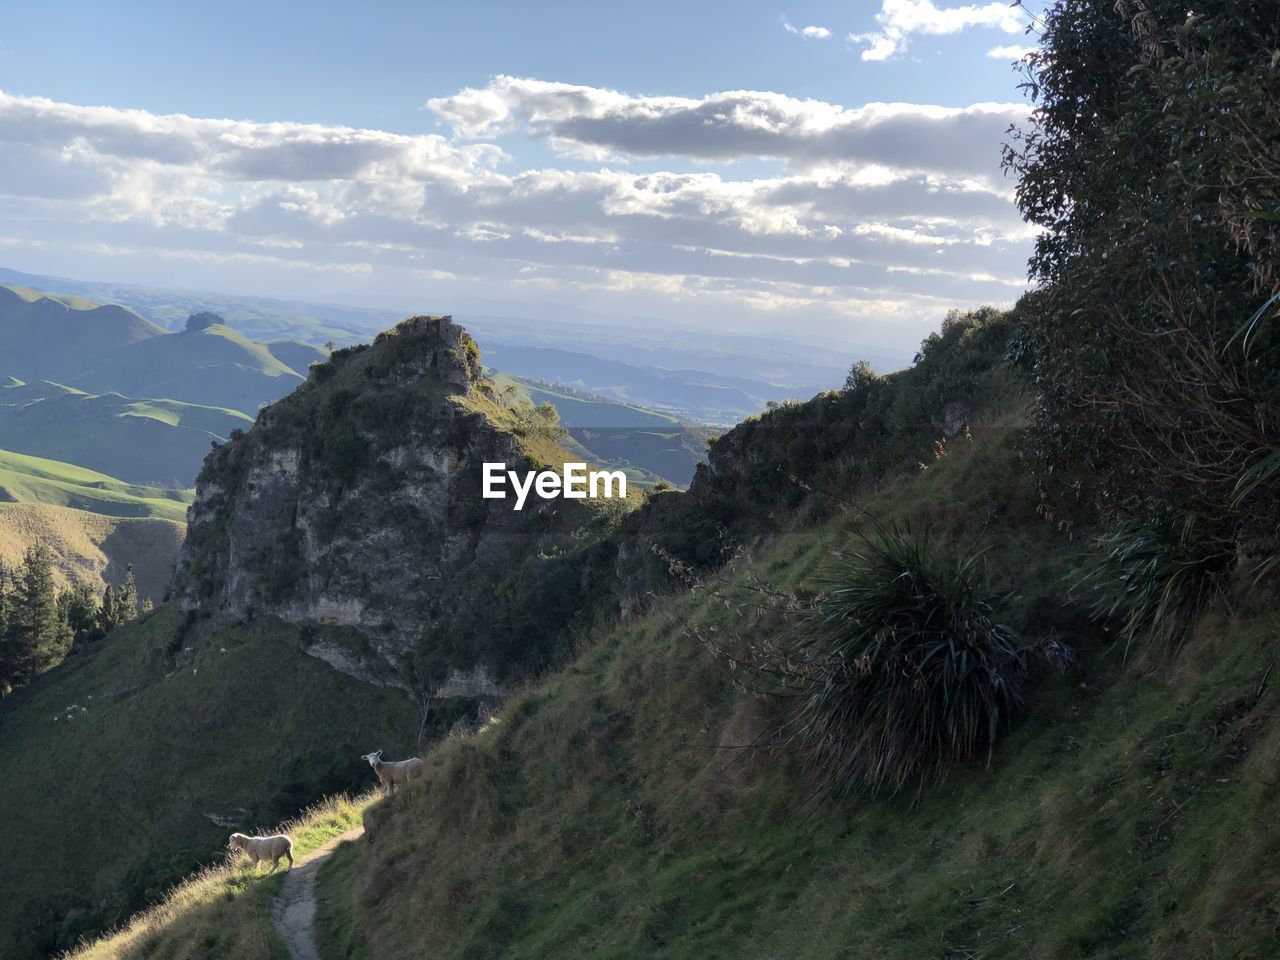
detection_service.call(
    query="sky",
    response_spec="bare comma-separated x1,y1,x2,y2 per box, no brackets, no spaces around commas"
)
0,0,1045,355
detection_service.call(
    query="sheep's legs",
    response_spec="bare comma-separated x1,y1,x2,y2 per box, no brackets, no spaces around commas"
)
285,850,294,871
268,856,280,874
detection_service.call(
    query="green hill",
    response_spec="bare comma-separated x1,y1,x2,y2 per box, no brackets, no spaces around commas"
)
0,606,429,958
0,502,184,605
0,449,191,522
0,285,312,418
0,379,251,487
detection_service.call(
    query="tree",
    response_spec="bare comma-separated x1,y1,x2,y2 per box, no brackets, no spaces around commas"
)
99,585,119,633
185,311,223,333
844,360,879,392
59,582,104,646
1003,0,1280,574
0,560,15,694
6,546,71,686
117,565,138,623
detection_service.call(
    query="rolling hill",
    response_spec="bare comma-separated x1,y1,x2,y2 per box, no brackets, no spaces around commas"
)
0,285,311,418
0,379,251,486
0,448,191,522
0,501,184,604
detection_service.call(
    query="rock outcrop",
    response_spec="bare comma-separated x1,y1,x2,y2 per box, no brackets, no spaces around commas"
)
175,316,603,687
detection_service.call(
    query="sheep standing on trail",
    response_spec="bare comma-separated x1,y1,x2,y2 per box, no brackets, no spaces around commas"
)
227,832,294,873
362,749,424,795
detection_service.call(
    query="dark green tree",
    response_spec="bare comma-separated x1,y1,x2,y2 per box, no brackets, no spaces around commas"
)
1003,0,1280,578
59,581,105,646
99,585,120,633
117,565,138,623
7,546,72,685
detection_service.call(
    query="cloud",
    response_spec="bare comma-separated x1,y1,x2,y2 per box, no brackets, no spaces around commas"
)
0,87,1032,350
427,77,1023,181
783,21,831,39
851,0,1026,61
986,43,1037,59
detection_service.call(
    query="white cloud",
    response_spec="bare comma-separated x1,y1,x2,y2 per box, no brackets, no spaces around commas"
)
784,21,831,39
0,86,1032,349
986,43,1037,59
851,0,1026,61
427,77,1023,181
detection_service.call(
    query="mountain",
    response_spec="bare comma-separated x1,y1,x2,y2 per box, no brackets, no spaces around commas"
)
0,312,998,958
0,285,310,419
0,502,183,604
173,315,617,686
0,266,380,346
0,379,251,487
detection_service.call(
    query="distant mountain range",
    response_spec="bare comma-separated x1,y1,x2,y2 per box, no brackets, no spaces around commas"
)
0,265,852,424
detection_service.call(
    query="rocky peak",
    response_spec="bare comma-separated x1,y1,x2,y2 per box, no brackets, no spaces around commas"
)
173,315,597,690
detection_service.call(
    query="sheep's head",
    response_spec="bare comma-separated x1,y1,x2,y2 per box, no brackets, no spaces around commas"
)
227,833,248,851
361,750,383,766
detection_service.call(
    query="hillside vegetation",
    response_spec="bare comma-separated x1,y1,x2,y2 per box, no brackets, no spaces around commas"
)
0,449,191,522
6,3,1278,958
0,502,183,603
0,605,434,958
0,379,251,486
311,425,1280,960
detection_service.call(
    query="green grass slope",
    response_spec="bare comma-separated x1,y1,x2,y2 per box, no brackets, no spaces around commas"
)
307,429,1280,960
0,449,191,522
0,379,252,486
73,323,303,415
0,285,315,418
0,605,429,959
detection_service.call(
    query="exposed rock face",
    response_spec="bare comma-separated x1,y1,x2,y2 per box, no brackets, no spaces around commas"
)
175,316,595,687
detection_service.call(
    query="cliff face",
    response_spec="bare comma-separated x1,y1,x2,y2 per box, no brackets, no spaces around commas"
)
175,316,601,687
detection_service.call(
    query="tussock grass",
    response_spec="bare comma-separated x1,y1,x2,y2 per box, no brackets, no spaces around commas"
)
62,791,377,960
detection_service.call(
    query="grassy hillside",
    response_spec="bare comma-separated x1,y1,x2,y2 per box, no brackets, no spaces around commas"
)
0,379,251,486
64,419,1280,960
0,285,314,418
65,792,377,960
0,502,183,603
307,427,1280,960
0,449,191,522
72,323,303,416
0,605,437,959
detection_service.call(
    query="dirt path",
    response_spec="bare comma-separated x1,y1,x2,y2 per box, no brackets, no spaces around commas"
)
271,826,364,960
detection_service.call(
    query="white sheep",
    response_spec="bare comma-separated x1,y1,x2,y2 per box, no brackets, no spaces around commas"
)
361,749,424,795
227,832,294,873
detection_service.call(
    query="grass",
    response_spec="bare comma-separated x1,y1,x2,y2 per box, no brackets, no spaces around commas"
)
0,501,184,603
1,378,252,486
0,448,192,521
62,791,378,960
0,606,422,959
308,425,1280,959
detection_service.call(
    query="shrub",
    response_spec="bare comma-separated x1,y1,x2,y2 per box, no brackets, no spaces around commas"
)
1078,513,1234,653
781,525,1025,796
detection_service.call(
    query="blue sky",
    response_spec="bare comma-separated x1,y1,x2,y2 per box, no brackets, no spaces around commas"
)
0,0,1045,352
